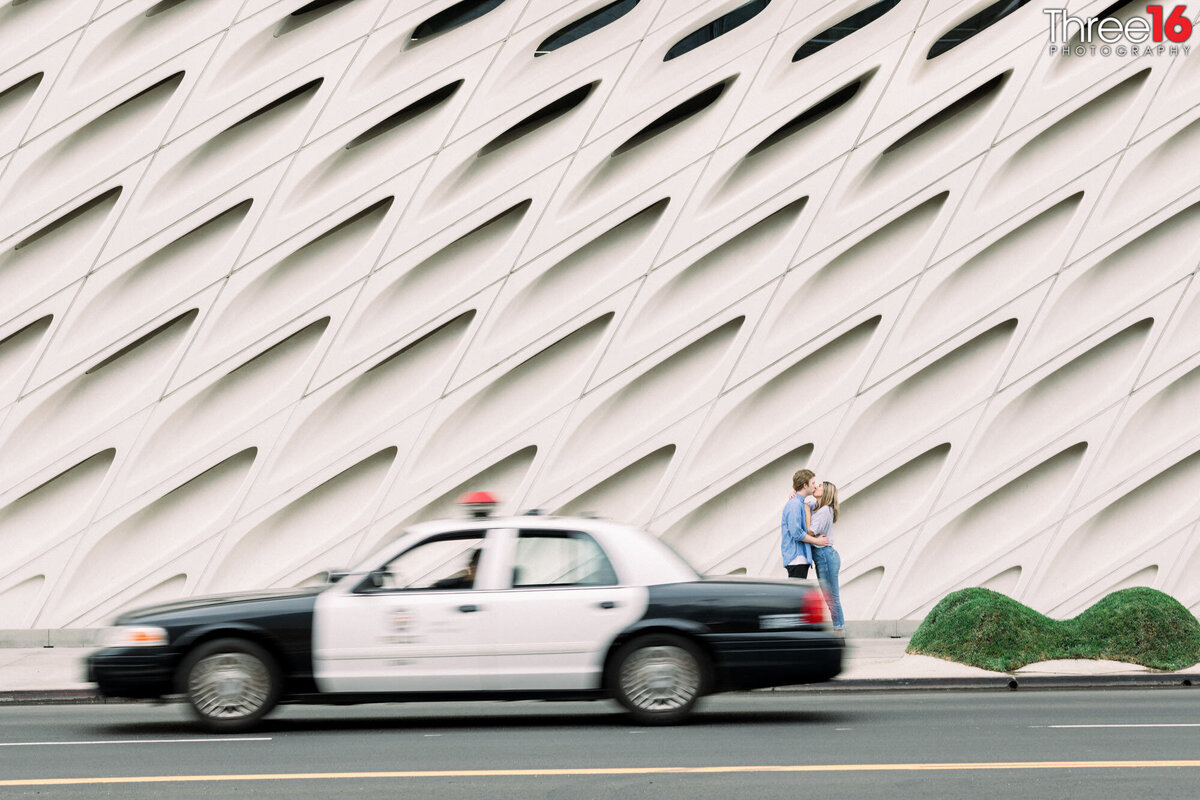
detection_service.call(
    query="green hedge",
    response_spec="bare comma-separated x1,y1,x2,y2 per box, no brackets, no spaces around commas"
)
906,586,1200,672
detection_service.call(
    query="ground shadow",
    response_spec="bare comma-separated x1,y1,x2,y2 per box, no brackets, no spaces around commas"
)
91,701,865,736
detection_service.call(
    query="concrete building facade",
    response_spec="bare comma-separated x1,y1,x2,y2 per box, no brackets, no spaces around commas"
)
2,0,1199,628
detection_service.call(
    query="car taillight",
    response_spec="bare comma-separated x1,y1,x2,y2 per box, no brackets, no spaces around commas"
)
801,589,829,625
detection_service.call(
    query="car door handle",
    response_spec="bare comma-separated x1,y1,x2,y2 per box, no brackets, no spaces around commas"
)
598,600,618,609
458,604,480,613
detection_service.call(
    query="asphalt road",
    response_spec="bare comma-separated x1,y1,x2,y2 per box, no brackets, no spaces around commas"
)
1,689,1198,799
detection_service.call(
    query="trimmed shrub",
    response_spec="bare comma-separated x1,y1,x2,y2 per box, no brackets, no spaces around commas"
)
907,586,1200,672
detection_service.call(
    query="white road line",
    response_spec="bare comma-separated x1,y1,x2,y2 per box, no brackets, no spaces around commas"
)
0,737,271,747
1032,724,1200,729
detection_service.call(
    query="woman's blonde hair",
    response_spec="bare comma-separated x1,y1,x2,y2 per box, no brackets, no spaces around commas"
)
818,481,839,523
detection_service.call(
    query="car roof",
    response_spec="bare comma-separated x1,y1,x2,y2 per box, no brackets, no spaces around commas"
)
405,513,627,533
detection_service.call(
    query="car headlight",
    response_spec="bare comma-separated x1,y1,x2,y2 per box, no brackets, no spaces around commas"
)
101,626,169,648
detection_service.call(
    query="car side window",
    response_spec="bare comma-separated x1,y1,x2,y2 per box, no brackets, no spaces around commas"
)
363,533,487,592
512,530,618,588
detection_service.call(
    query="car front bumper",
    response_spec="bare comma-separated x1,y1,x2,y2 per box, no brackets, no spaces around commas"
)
88,647,180,699
705,631,844,691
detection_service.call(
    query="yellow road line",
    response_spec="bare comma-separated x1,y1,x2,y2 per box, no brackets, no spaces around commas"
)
5,761,1200,786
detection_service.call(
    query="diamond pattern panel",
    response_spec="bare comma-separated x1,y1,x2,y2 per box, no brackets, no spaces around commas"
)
2,0,1199,627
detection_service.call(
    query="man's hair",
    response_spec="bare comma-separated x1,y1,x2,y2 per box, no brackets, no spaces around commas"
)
792,468,815,491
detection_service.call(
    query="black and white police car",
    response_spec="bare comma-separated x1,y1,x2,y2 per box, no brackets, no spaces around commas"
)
88,494,843,730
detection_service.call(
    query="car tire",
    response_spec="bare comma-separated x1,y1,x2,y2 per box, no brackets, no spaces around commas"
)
610,633,708,725
179,638,280,733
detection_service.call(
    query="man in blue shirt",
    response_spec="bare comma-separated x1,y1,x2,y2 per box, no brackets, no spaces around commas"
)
782,468,828,579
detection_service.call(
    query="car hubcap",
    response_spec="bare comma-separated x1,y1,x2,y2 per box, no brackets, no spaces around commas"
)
189,653,269,719
620,645,700,712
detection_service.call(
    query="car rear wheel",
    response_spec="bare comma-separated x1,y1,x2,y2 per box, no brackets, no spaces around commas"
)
180,638,280,733
611,633,707,725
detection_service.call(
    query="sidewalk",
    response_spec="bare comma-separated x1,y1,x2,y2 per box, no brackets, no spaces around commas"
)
800,636,1200,692
1,634,1196,703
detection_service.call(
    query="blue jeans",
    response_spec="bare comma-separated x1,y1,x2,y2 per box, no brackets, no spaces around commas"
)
812,547,843,630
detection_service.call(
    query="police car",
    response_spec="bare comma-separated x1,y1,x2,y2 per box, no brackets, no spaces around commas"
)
88,494,843,731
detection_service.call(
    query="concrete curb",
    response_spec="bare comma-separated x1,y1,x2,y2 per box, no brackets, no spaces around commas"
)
0,689,135,705
775,673,1200,692
3,673,1197,706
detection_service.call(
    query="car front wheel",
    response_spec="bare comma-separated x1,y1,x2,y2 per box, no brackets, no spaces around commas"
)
611,633,707,725
180,638,280,733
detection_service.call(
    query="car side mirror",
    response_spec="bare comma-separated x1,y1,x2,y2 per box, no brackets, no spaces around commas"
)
351,570,387,593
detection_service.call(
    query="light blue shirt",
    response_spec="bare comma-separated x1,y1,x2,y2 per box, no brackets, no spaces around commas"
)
810,505,834,548
780,495,810,566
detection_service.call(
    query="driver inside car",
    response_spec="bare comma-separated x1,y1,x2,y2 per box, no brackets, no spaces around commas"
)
432,548,480,590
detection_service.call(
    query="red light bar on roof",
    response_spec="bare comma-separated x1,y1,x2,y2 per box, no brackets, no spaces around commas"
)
457,491,499,517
